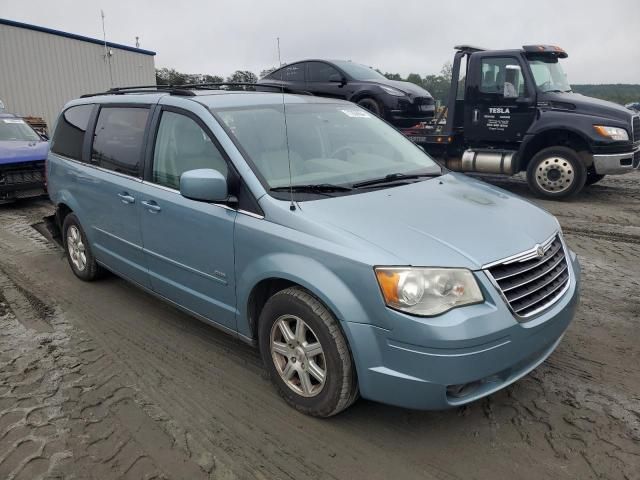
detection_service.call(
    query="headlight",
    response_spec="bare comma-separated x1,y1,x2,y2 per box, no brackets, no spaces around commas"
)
374,267,483,316
379,85,406,97
593,125,629,141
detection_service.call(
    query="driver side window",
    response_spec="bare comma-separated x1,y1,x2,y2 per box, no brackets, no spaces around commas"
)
152,111,228,190
480,57,526,97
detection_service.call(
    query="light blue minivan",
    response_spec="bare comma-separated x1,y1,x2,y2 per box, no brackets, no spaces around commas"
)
47,86,580,416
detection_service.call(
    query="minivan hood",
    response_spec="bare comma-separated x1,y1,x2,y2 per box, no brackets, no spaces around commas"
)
372,78,433,98
542,92,633,123
298,173,559,270
0,140,49,165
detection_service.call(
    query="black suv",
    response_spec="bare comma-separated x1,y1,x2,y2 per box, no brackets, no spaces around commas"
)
258,60,435,127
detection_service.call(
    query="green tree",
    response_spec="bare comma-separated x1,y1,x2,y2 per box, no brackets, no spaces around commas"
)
405,73,423,87
226,70,258,89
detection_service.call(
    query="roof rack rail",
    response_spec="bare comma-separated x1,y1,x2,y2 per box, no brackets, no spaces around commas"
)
81,82,313,98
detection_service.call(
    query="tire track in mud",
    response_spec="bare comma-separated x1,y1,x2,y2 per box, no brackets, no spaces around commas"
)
0,268,214,479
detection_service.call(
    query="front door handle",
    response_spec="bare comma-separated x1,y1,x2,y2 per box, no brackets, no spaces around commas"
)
141,200,161,213
473,109,479,123
117,192,135,204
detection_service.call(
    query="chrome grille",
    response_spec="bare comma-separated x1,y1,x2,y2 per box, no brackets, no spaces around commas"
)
486,235,569,318
634,115,640,143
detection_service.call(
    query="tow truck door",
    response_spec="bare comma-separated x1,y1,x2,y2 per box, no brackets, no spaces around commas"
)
464,53,536,144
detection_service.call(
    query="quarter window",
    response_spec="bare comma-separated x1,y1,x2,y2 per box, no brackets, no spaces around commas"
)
307,62,340,82
51,104,93,161
152,111,228,190
91,107,149,177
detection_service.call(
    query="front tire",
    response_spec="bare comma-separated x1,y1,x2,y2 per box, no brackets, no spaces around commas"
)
62,213,103,281
356,97,383,117
526,146,587,199
258,287,358,417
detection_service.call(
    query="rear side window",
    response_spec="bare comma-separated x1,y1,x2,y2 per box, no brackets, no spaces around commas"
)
51,104,93,160
282,64,305,82
91,107,149,177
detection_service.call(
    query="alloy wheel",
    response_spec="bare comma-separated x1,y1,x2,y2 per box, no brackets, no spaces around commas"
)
67,225,87,271
535,156,575,193
270,314,327,397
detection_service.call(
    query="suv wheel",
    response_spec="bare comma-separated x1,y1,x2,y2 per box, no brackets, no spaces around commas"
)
526,146,587,199
258,287,358,417
62,213,103,281
357,97,382,117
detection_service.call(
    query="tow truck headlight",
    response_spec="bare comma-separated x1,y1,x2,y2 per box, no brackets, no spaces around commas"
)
379,85,406,97
593,125,629,141
374,267,483,316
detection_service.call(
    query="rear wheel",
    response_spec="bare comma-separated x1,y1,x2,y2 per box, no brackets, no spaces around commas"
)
526,146,587,199
62,213,103,281
356,97,382,117
258,287,358,417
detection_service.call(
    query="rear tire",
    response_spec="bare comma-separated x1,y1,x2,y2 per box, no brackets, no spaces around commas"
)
526,146,587,199
258,287,358,417
62,213,103,281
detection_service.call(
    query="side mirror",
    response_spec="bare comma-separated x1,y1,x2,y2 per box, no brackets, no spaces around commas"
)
329,73,346,85
180,168,229,202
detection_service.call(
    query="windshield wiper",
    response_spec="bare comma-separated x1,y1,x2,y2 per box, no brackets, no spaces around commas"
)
352,172,440,189
270,184,352,194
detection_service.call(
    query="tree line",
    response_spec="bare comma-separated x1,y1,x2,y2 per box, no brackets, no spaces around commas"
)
156,65,640,105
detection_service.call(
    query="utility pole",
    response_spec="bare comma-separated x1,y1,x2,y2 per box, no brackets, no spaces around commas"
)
101,10,114,87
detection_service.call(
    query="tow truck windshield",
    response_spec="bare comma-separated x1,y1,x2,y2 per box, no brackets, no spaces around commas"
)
528,58,572,93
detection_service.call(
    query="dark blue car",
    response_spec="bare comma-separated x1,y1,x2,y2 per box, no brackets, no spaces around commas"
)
0,113,49,203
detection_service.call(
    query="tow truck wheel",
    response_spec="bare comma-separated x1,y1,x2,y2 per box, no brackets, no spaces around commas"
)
526,146,587,199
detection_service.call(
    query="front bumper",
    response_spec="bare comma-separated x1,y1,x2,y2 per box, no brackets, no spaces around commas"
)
343,250,581,410
386,98,435,127
592,146,640,174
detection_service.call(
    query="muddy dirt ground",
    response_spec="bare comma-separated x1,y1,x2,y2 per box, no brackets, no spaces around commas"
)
0,173,638,480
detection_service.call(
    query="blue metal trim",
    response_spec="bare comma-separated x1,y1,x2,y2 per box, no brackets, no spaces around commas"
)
0,18,156,56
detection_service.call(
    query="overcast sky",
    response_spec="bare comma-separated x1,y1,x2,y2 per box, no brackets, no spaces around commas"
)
3,0,639,83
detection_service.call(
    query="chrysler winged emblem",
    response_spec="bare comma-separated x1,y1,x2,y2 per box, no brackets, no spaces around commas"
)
536,245,545,258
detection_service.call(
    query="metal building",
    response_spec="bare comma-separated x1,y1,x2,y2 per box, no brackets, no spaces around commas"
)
0,18,156,131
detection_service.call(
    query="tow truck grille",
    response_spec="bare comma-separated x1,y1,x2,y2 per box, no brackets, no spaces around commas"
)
486,235,569,319
633,116,640,143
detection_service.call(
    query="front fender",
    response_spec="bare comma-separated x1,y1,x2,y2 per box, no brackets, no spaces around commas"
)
236,252,370,340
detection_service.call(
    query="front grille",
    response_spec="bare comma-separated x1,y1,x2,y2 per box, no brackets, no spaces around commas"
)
0,162,45,186
633,116,640,143
486,235,569,318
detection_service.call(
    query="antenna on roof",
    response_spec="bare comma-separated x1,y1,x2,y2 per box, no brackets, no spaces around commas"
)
135,36,140,48
100,10,114,87
277,37,295,211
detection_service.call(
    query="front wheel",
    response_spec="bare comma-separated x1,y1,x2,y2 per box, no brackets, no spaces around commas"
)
258,287,358,417
526,146,587,199
356,97,383,117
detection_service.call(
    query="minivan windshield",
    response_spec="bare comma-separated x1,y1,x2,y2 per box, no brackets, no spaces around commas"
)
0,118,41,142
216,103,441,194
332,61,387,81
527,58,572,93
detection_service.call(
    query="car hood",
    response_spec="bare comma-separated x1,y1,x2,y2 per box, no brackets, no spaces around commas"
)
371,78,433,98
0,140,49,165
542,92,634,123
298,173,559,270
